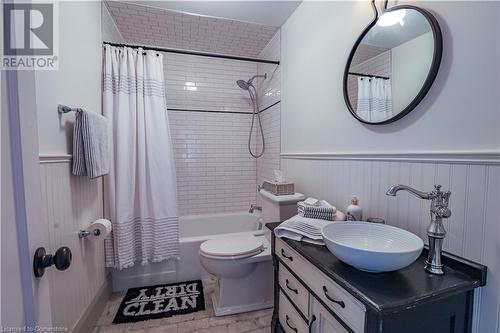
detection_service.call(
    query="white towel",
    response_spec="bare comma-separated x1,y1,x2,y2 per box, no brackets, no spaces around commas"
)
274,212,346,245
298,199,337,220
72,109,110,179
304,197,320,206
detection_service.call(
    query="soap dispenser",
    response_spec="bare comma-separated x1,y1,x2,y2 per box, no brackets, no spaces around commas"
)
347,195,363,221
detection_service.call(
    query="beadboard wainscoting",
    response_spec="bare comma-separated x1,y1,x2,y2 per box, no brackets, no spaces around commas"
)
281,153,500,333
39,155,108,331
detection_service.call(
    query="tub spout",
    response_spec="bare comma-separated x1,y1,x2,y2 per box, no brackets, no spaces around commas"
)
249,205,262,213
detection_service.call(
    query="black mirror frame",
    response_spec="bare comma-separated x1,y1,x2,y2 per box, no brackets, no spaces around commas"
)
343,0,443,125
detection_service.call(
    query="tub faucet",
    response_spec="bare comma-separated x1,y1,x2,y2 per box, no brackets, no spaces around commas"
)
386,184,451,275
249,205,262,213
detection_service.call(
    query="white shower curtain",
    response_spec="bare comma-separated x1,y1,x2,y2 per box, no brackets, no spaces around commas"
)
103,45,179,269
356,77,393,122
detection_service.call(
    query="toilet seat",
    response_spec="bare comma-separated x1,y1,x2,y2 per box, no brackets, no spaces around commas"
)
200,235,264,260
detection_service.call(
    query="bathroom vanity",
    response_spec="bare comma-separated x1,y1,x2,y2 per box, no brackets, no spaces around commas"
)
266,223,487,333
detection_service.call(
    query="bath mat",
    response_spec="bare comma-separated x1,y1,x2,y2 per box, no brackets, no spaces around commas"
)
113,280,205,324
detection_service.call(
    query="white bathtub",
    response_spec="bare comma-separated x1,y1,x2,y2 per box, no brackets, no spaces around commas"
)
111,211,266,291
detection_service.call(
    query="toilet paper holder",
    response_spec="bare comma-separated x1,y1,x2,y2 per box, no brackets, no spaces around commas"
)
78,229,101,239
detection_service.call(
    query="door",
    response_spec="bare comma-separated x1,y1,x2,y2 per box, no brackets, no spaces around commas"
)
310,297,349,333
1,68,53,328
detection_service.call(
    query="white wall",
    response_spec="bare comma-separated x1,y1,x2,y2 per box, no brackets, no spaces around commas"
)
281,1,500,154
101,2,124,43
34,1,107,331
392,31,434,112
281,1,499,332
36,1,103,155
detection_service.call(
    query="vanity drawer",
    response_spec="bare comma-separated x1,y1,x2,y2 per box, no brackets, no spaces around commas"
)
279,290,309,333
307,268,365,333
279,264,309,317
276,238,366,333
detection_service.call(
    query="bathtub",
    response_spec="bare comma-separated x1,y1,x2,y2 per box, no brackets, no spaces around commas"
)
111,211,266,291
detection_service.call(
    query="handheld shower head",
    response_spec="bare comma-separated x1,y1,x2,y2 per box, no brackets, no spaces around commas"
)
236,80,250,90
235,73,268,158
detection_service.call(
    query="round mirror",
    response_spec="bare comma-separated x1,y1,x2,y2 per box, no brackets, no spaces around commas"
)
343,4,442,124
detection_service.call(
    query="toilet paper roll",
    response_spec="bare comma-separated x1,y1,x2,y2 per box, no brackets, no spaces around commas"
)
88,219,112,238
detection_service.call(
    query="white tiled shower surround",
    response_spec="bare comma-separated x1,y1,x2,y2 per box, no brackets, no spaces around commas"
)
169,111,257,215
105,1,283,216
162,33,282,216
164,54,258,216
256,32,282,192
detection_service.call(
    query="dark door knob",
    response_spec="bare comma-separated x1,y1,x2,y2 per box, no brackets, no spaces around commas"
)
33,246,72,278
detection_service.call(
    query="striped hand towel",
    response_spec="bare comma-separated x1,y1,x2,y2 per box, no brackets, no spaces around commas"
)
72,109,110,178
298,199,337,221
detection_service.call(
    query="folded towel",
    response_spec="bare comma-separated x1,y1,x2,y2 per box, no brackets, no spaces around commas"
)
274,215,331,245
274,212,347,245
298,199,337,221
72,109,110,179
304,197,320,206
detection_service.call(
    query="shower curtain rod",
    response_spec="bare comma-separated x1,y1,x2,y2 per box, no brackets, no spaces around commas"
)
103,41,280,65
348,71,390,80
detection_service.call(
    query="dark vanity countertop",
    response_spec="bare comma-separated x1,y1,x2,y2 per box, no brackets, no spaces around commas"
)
266,222,487,314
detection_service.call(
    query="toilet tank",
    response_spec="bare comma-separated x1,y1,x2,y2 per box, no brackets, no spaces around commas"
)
259,189,305,223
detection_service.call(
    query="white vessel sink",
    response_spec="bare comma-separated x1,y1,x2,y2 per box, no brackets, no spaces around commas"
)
322,222,424,273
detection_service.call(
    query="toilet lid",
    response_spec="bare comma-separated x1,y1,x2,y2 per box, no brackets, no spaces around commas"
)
200,235,264,258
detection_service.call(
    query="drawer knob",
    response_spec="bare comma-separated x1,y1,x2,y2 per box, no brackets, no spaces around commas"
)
323,286,345,308
308,315,317,333
285,279,299,294
281,248,294,261
285,315,298,333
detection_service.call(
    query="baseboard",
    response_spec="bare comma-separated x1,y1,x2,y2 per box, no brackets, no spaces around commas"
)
72,275,111,333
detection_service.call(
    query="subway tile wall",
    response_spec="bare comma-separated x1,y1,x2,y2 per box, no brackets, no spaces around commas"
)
163,53,255,112
169,111,257,215
256,32,282,193
164,54,259,215
105,1,278,57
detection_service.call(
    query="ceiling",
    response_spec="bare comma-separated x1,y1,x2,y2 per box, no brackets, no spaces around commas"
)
124,1,302,27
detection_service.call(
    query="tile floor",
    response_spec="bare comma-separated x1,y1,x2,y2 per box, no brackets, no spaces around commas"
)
93,279,272,333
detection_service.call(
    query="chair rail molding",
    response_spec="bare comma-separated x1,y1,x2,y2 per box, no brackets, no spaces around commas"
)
280,151,500,165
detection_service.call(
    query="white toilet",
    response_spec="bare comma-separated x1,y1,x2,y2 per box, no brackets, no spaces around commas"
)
198,189,304,316
199,235,273,316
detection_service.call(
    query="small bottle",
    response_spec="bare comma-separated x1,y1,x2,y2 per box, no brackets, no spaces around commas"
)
347,195,363,221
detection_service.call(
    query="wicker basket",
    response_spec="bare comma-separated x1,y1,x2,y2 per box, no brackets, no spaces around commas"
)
262,181,295,196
